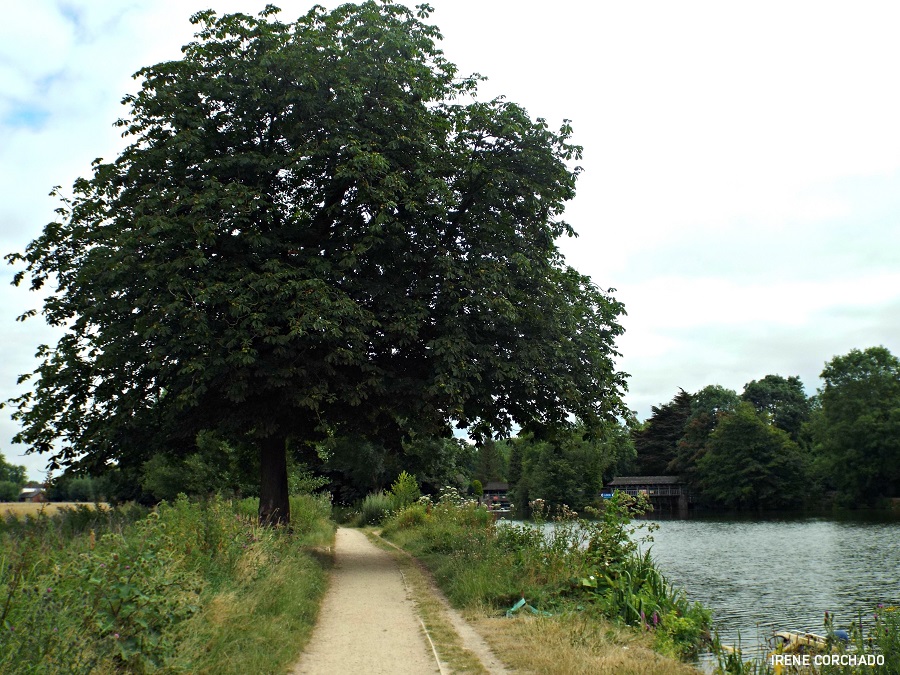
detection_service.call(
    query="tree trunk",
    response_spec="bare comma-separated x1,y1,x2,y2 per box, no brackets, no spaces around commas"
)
259,435,290,527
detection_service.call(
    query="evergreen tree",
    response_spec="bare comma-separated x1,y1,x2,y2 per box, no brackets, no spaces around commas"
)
633,389,693,475
696,402,807,509
666,384,739,481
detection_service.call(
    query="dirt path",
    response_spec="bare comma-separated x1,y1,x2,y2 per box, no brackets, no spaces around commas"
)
291,527,441,674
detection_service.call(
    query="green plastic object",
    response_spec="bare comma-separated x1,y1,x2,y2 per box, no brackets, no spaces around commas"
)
505,597,552,618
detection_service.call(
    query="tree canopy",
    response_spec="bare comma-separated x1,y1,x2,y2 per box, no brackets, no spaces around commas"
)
632,388,693,475
508,421,634,515
664,384,739,477
695,402,806,510
813,346,900,505
5,3,627,525
0,452,27,502
0,452,27,486
742,374,810,442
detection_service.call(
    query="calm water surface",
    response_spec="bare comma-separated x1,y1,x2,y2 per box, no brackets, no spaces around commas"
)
634,513,900,653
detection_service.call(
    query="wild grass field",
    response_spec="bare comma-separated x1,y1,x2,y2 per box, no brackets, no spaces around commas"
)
0,495,334,674
0,502,107,518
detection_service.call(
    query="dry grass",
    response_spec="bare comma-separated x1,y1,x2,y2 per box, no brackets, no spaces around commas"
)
0,501,107,518
202,591,240,627
474,613,703,675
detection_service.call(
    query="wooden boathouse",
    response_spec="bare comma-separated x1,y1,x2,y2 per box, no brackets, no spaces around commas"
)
603,476,692,516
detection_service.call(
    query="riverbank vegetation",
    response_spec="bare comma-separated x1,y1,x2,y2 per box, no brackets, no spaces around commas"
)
381,488,711,670
0,495,333,674
713,607,900,674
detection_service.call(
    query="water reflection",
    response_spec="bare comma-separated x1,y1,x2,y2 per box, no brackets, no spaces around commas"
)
634,514,900,654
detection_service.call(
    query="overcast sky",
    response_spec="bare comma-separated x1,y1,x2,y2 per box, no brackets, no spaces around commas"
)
3,1,899,480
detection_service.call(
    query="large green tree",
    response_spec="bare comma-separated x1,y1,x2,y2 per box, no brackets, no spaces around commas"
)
742,374,810,442
511,421,631,515
0,452,27,485
815,346,900,505
696,402,806,510
0,452,27,502
5,3,626,525
472,440,508,485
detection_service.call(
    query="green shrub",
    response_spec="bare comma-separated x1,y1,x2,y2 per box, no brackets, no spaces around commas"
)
331,504,358,525
382,503,429,533
388,471,421,511
0,481,21,502
471,479,483,499
358,491,393,525
287,462,329,496
0,502,202,673
66,477,97,502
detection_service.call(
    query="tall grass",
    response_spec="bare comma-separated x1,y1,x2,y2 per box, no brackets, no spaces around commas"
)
382,489,711,661
352,474,423,526
0,494,333,674
356,491,393,525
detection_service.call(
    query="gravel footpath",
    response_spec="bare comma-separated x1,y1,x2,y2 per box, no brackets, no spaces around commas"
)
291,527,441,674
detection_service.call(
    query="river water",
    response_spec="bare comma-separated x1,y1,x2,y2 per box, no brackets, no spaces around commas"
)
632,513,900,656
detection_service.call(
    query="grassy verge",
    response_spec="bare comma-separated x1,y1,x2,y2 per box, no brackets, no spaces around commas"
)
379,489,709,674
0,494,333,674
371,528,694,674
474,612,700,675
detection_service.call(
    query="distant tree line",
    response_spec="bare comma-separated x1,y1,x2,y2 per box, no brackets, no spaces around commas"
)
461,420,636,517
0,452,117,503
22,344,897,514
33,419,635,517
0,453,28,501
631,345,900,510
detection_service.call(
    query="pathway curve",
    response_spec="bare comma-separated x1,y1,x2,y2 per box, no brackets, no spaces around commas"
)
292,527,441,674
